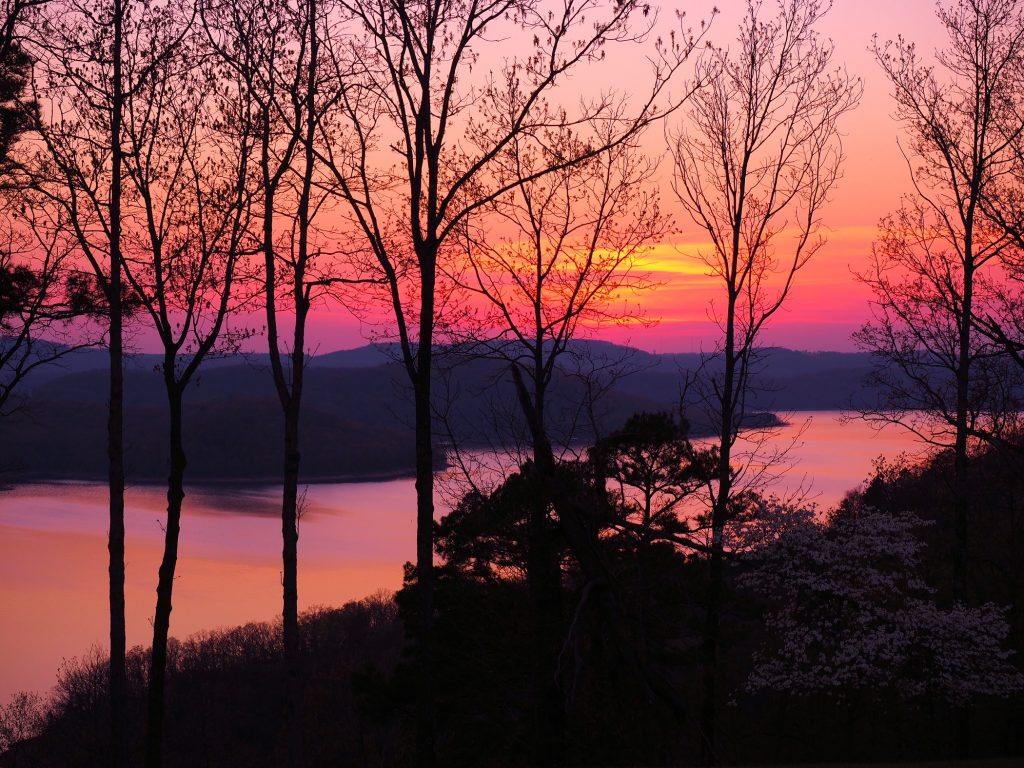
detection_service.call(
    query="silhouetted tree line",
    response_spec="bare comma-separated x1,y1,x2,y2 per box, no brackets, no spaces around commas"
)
0,596,405,768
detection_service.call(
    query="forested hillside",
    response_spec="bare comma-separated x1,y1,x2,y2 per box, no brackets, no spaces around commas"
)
0,343,870,482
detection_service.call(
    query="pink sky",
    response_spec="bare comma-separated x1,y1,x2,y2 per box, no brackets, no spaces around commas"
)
204,1,948,356
586,0,945,352
392,2,934,353
587,0,946,352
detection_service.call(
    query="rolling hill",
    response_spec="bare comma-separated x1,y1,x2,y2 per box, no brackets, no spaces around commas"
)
0,342,879,483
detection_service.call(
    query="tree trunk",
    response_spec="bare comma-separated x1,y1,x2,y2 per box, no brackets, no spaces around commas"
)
510,366,686,751
952,250,973,761
282,393,303,768
953,258,973,603
514,364,566,767
700,296,737,768
413,303,436,768
526,493,565,767
107,288,127,767
144,385,187,768
542,446,688,722
280,2,316,755
108,0,128,763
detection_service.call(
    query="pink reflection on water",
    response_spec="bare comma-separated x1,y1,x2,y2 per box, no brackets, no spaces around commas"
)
770,413,927,507
0,479,415,703
0,412,920,703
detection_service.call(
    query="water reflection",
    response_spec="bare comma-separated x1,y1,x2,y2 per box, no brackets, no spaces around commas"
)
0,411,917,703
0,478,416,703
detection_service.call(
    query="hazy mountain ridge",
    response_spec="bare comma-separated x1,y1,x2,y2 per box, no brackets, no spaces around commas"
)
0,341,878,483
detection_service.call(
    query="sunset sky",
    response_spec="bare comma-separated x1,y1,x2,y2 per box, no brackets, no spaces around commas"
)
270,0,949,355
611,0,948,353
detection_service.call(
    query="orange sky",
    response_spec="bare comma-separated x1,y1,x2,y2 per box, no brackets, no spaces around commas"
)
247,1,949,355
579,0,945,352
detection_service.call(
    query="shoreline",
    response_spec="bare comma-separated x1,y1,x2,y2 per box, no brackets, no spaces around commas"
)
0,412,790,489
0,466,423,489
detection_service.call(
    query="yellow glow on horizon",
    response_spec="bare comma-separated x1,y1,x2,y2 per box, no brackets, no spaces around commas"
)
639,242,716,275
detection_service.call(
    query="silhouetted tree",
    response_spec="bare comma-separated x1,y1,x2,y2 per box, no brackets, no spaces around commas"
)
9,598,405,768
317,2,706,762
593,411,716,555
858,0,1024,607
28,4,253,764
670,0,860,760
114,12,253,766
0,0,41,180
589,412,715,701
0,221,100,415
448,129,669,763
0,1,102,418
201,0,371,762
425,410,730,764
456,128,666,449
26,1,138,762
0,690,44,760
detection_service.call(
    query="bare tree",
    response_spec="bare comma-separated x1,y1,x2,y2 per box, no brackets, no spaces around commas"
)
459,128,662,452
116,15,254,767
29,3,252,764
316,2,705,760
858,0,1024,605
0,216,99,416
450,129,665,764
27,2,140,762
859,9,1024,752
670,0,860,761
1,0,98,416
200,1,374,763
954,20,1024,441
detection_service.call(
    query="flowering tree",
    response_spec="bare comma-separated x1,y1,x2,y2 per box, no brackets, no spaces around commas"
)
738,506,1023,704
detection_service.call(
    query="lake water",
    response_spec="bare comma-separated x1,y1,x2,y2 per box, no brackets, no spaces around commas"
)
0,411,920,704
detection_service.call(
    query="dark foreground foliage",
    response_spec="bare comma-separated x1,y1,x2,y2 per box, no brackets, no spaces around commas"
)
1,597,407,768
5,421,1024,767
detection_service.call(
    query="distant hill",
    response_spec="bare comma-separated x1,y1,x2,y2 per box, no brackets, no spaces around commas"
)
610,346,879,412
0,341,879,484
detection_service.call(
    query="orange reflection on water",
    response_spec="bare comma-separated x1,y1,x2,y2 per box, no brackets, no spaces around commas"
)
0,479,416,703
0,413,921,704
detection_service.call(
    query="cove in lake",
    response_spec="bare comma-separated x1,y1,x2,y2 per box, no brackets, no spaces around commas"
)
0,412,920,703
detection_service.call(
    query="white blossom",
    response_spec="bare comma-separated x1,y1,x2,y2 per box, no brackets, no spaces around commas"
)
737,506,1024,704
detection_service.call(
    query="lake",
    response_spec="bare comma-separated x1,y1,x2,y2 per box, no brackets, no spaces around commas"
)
0,411,920,704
